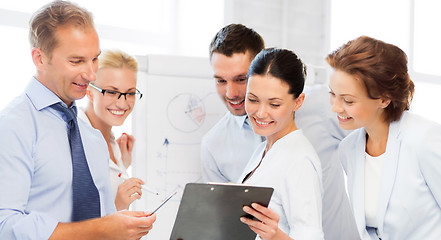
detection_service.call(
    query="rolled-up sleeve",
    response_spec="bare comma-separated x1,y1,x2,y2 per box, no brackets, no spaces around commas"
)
0,113,58,239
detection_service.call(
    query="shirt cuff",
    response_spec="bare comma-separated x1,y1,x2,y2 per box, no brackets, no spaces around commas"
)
13,211,58,240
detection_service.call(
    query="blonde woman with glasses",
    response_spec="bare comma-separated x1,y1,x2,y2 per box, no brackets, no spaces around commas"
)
80,50,144,211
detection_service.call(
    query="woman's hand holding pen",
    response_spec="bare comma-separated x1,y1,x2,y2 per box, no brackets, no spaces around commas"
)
240,203,291,240
117,133,135,169
115,177,144,211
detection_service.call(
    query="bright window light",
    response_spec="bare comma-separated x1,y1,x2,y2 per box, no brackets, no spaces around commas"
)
330,0,441,124
330,0,410,53
0,0,224,113
413,0,441,76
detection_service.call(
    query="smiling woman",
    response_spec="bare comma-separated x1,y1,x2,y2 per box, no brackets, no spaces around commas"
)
77,50,146,211
326,35,441,239
238,48,324,240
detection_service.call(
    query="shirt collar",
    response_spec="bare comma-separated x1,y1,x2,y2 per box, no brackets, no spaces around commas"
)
232,113,249,129
26,76,77,111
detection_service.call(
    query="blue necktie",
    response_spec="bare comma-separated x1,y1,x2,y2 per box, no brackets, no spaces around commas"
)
51,103,101,221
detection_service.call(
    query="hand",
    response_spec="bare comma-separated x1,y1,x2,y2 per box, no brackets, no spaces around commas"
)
115,177,144,211
99,210,156,240
50,211,156,240
116,133,135,169
240,203,290,240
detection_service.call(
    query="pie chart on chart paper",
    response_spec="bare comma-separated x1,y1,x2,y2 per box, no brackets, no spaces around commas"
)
166,93,205,132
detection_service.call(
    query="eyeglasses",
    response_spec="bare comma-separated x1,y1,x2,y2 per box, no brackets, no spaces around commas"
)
89,83,143,102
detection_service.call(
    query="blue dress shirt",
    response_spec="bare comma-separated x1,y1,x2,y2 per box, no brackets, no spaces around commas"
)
0,77,115,240
201,112,263,183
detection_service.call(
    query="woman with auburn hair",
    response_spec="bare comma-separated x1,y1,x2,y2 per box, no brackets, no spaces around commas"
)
327,36,441,239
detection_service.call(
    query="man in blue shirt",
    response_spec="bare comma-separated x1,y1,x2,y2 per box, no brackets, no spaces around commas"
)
0,1,155,239
201,24,359,240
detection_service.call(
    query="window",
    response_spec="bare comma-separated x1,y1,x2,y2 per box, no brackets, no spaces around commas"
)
330,0,441,124
413,0,441,76
0,0,224,136
0,25,34,111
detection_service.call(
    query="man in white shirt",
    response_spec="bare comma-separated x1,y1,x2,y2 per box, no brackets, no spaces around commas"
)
201,23,359,240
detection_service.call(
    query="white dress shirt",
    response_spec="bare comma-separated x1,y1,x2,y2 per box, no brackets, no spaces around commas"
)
238,130,324,240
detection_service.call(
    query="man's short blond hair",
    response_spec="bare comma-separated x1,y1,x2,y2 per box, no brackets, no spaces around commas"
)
29,0,94,58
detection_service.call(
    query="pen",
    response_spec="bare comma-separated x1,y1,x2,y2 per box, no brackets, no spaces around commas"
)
118,173,159,195
148,191,177,216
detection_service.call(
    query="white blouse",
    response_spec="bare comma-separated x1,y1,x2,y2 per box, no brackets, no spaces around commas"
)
77,109,129,200
364,152,384,228
237,130,324,240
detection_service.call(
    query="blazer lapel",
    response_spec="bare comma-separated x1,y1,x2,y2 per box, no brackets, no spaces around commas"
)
351,129,368,236
376,120,401,234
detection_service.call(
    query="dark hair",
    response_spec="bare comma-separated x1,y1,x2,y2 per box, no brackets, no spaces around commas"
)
248,48,306,99
209,23,265,61
326,36,414,123
29,0,94,58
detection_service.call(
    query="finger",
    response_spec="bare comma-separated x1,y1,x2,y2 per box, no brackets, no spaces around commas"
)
248,225,265,236
140,213,157,226
241,217,275,240
126,210,150,217
251,203,279,220
129,192,142,204
240,217,267,232
126,134,135,152
127,140,134,152
133,229,150,240
243,205,266,222
132,187,143,198
124,184,142,197
116,133,125,144
138,222,154,231
132,177,145,185
118,180,139,192
144,210,153,216
117,133,128,145
120,178,144,188
125,133,135,141
244,204,279,225
121,132,129,140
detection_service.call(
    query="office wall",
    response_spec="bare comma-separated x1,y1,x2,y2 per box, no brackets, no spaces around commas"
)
131,55,226,240
224,0,329,68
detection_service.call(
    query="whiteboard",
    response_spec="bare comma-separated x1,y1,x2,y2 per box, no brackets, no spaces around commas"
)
131,55,226,240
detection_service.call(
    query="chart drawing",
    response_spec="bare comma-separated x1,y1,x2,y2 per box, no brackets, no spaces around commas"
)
131,56,227,240
167,93,206,132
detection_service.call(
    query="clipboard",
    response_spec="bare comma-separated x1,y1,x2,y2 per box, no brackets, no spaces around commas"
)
169,182,274,240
